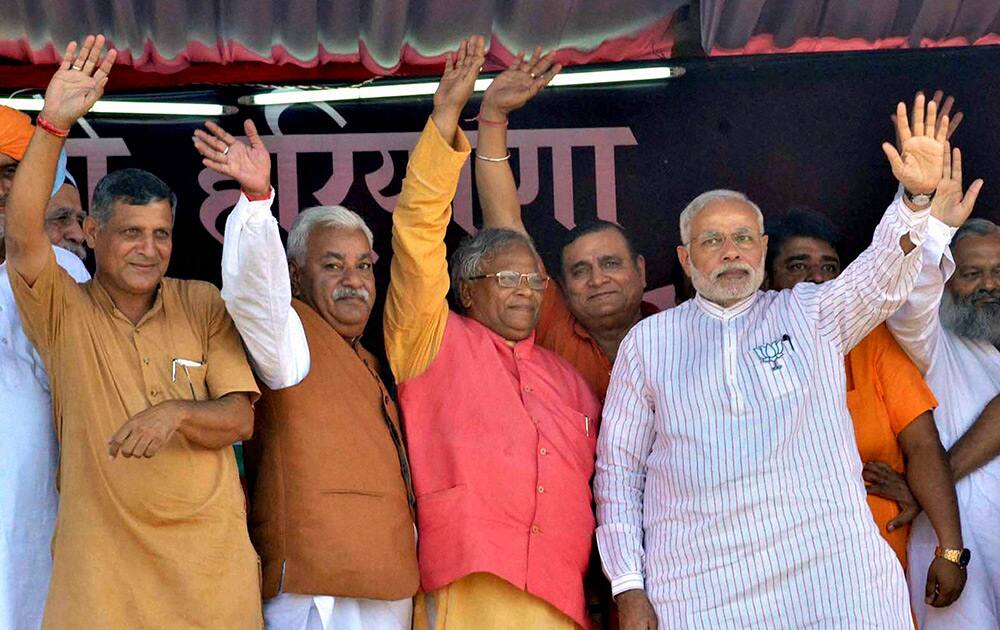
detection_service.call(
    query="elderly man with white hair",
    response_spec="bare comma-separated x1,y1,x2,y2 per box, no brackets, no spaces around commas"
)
595,95,958,629
195,118,418,630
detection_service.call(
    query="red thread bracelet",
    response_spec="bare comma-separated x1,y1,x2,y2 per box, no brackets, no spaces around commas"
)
476,114,508,128
36,115,69,138
242,187,272,202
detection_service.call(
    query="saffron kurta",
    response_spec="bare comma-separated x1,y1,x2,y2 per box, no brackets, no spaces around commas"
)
536,281,658,401
596,198,924,628
8,250,262,630
844,323,937,567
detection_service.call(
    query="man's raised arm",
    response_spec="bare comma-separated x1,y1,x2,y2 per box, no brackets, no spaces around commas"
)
475,50,560,234
5,35,116,285
193,119,310,389
888,143,984,372
798,93,952,354
383,37,483,383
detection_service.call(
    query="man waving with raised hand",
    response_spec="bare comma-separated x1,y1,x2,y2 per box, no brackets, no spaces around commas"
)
384,37,602,629
5,35,262,629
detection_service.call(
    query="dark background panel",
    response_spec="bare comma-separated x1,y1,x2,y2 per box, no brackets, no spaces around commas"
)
64,45,1000,358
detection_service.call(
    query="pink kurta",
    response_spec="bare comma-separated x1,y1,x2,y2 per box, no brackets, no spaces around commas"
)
398,313,601,628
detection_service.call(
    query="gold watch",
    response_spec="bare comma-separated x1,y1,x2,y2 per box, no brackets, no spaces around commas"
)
934,546,971,568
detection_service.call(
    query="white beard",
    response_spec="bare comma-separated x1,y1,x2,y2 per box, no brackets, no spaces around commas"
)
940,289,1000,345
689,251,765,306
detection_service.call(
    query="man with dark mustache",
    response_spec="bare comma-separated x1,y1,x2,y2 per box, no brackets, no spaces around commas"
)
193,113,419,629
887,143,999,628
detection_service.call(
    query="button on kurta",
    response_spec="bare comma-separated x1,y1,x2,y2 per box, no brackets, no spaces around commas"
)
537,485,545,494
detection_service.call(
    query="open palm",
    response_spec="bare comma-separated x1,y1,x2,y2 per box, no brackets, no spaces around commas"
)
433,36,486,114
42,35,117,129
193,120,271,196
931,143,984,228
882,93,947,195
482,48,561,116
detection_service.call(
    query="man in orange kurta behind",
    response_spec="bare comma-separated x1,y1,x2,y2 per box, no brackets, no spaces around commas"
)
767,207,962,572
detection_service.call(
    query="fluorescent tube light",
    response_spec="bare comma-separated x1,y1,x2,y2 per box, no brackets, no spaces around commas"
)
1,97,233,116
244,65,682,106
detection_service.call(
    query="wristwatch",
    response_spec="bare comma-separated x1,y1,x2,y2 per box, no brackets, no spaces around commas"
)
934,546,971,568
904,188,935,209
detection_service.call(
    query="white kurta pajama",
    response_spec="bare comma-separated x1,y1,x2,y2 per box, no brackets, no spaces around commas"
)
220,192,412,630
596,198,924,628
888,216,1000,629
0,247,89,630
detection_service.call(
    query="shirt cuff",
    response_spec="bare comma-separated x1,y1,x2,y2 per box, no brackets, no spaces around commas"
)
892,196,932,246
928,215,958,245
610,573,645,597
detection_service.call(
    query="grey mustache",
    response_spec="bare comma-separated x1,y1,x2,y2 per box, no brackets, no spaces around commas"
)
712,262,753,280
333,286,371,301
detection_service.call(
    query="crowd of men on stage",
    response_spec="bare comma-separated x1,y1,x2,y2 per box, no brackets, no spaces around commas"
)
1,33,998,630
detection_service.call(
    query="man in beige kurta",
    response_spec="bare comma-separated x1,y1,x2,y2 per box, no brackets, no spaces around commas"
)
3,35,262,629
9,255,262,629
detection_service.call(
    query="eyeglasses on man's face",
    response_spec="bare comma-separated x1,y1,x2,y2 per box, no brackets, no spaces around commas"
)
690,229,763,251
467,270,550,291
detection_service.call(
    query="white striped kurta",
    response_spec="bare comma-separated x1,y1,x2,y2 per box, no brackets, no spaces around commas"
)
595,198,925,628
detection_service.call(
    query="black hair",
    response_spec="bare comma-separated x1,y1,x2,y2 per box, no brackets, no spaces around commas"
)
91,168,176,226
557,220,640,279
764,207,841,276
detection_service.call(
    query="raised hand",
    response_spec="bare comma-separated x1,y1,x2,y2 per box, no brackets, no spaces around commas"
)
431,36,486,145
41,34,117,130
931,142,984,228
882,92,948,195
193,119,271,197
433,35,486,114
892,90,964,150
480,48,561,120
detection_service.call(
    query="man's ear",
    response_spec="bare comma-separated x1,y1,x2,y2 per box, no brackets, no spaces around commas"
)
676,245,692,278
458,278,474,310
635,254,647,289
83,215,99,249
289,260,303,299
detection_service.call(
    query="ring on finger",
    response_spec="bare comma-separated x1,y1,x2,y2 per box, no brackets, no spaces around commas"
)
223,144,231,156
72,63,84,71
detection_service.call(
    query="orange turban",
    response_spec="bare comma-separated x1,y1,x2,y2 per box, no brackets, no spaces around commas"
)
0,105,34,161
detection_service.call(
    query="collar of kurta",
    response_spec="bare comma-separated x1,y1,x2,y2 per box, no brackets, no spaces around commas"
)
91,274,165,328
464,313,538,359
694,290,759,321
